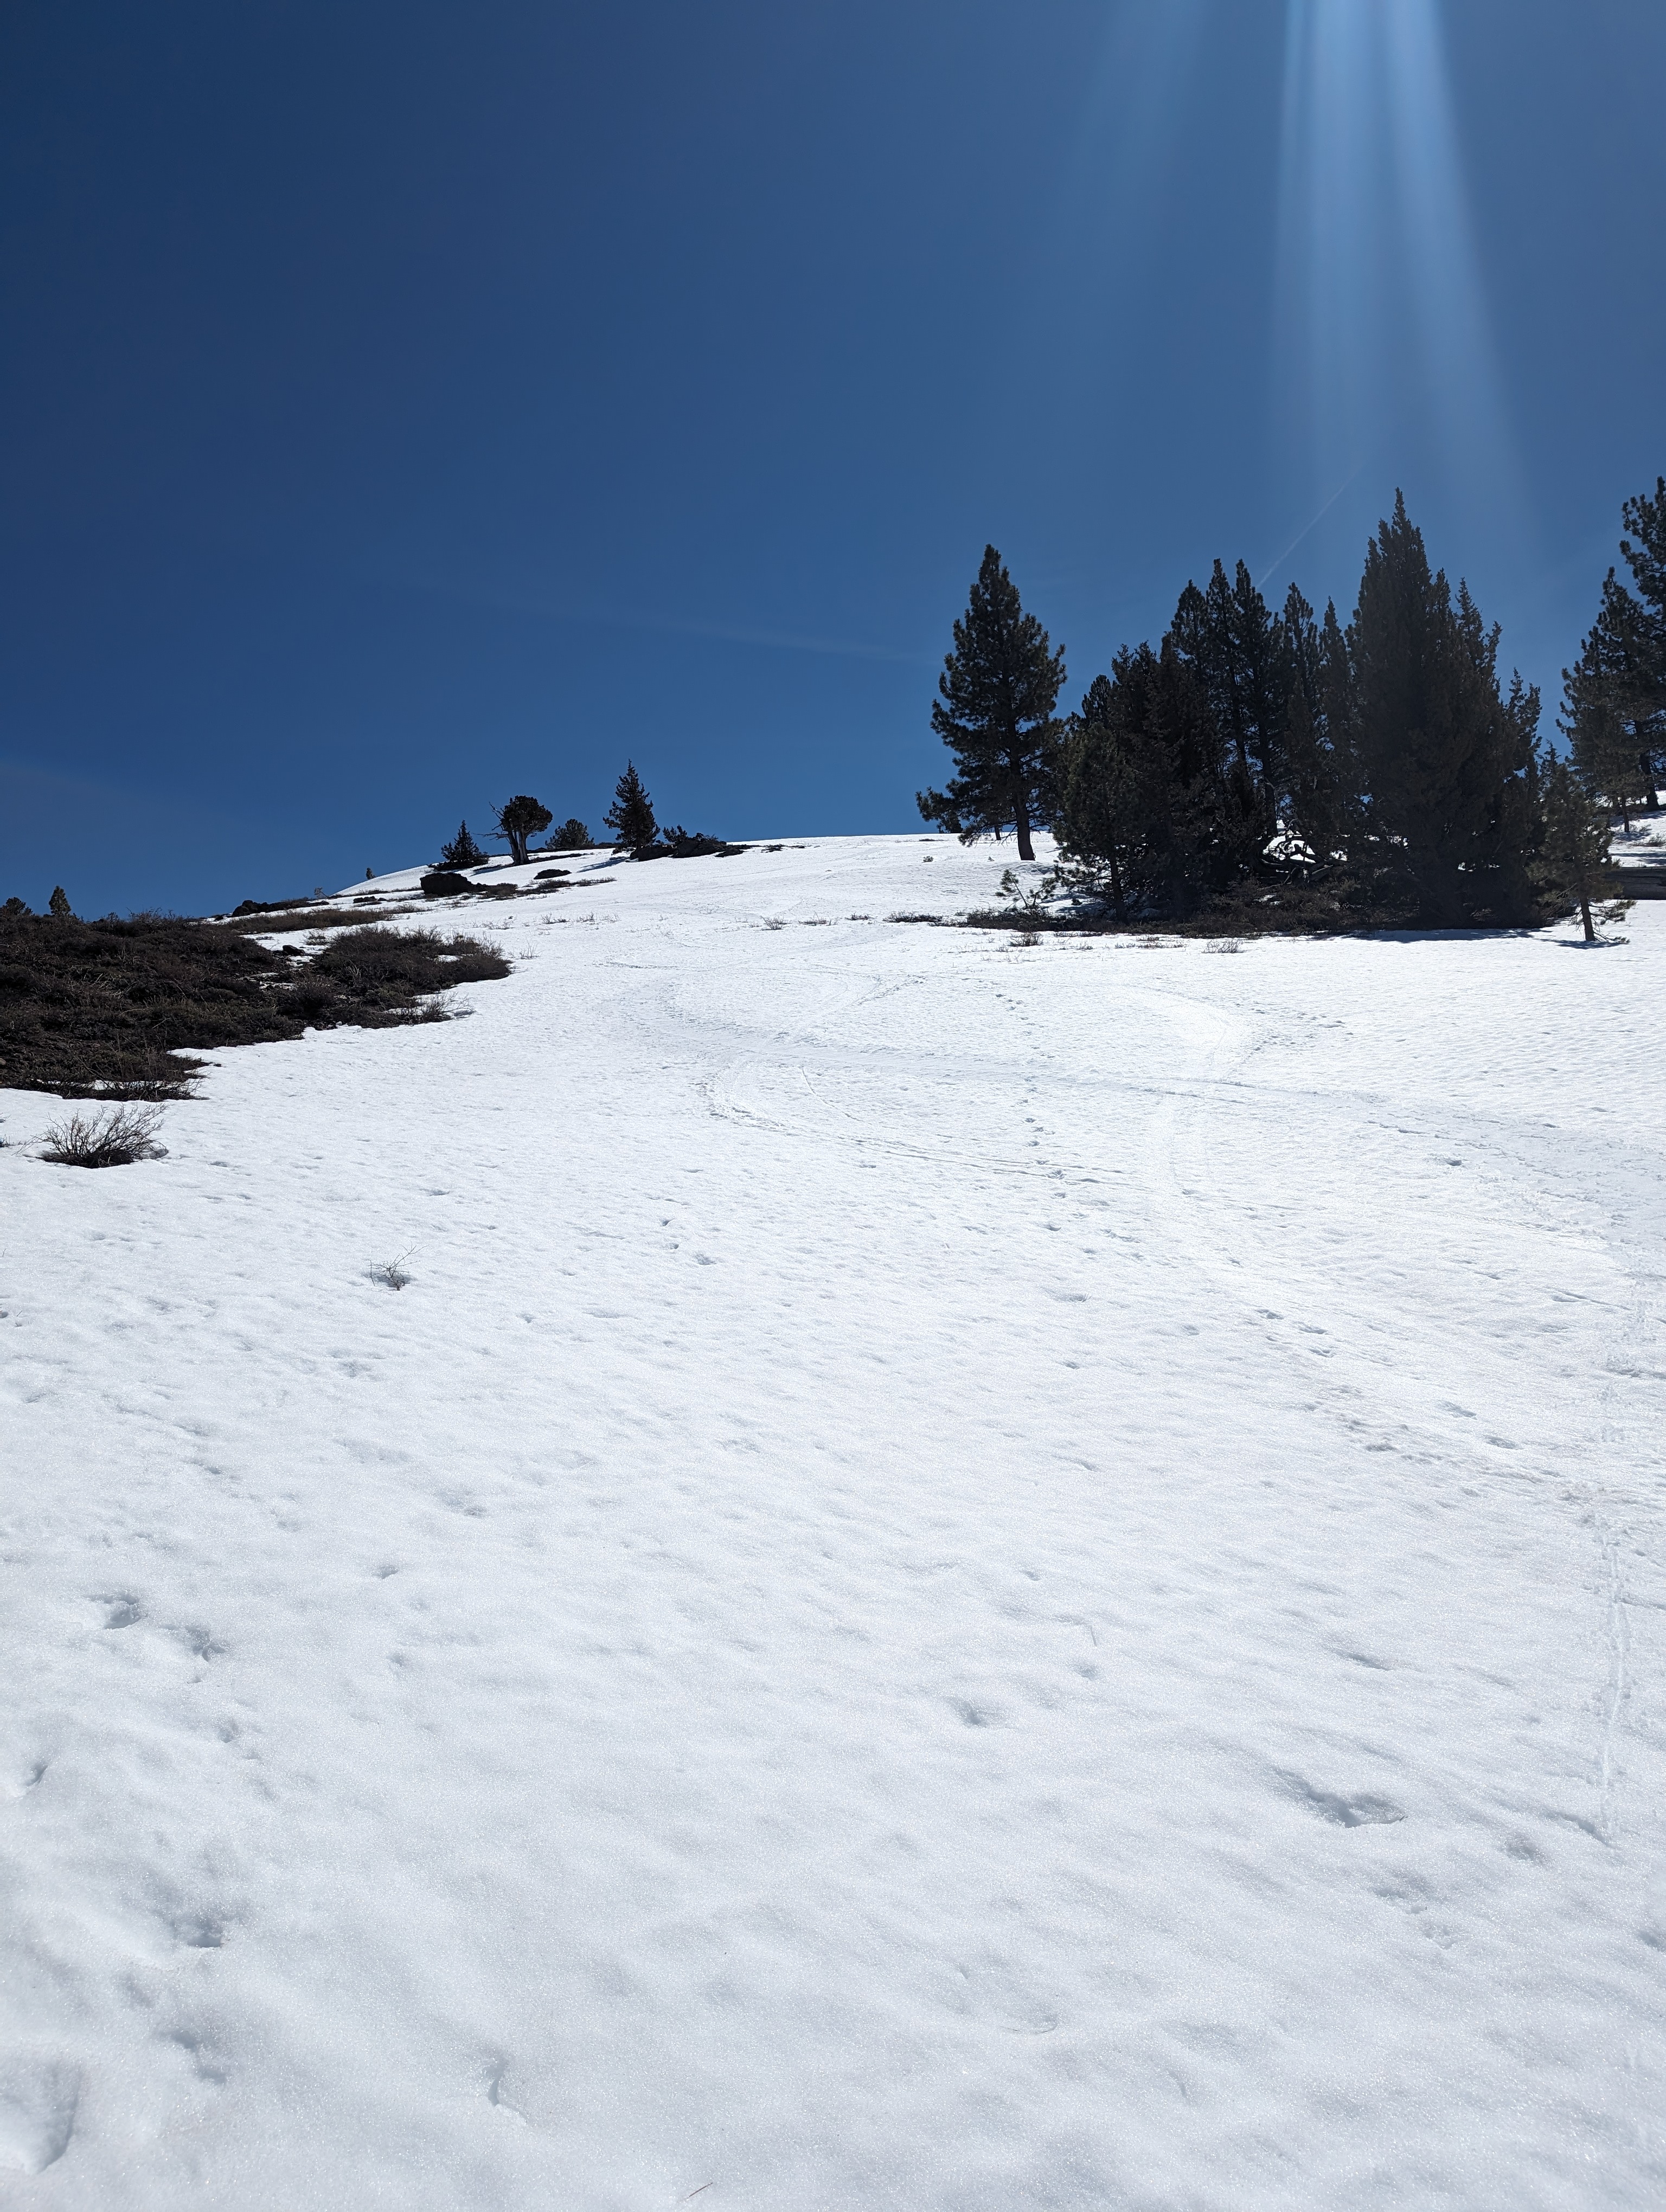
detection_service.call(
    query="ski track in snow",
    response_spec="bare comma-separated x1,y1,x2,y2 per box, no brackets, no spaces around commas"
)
1,834,1662,2209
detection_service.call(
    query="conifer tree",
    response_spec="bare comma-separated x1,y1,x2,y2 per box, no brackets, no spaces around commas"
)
1280,589,1360,870
605,763,658,857
440,820,486,867
550,818,593,851
1058,639,1233,915
492,796,553,867
918,546,1065,861
1349,493,1540,925
1562,608,1651,830
48,886,72,917
1534,754,1613,943
1171,558,1287,795
1562,478,1666,824
1056,673,1150,919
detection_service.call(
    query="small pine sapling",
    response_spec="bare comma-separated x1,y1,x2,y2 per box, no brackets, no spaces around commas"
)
440,820,488,867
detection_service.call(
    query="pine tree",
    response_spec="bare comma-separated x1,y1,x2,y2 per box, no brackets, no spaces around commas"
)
1562,595,1651,829
1151,577,1270,896
1561,478,1666,823
492,797,553,867
1279,589,1360,873
1061,639,1233,914
1056,673,1150,919
1349,493,1540,925
48,886,72,917
1058,580,1287,921
440,820,487,868
1171,558,1287,794
1533,754,1613,942
549,818,593,852
605,763,658,857
918,546,1065,861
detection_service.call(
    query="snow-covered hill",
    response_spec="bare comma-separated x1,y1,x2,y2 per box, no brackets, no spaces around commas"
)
3,834,1663,2209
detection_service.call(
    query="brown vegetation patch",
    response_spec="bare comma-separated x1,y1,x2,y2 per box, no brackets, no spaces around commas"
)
217,902,425,934
0,915,510,1099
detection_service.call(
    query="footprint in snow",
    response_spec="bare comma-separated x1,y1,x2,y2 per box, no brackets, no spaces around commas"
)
0,2058,80,2175
172,1911,228,1950
1277,1770,1405,1828
950,1699,1005,1728
165,2025,228,2085
943,1960,1058,2035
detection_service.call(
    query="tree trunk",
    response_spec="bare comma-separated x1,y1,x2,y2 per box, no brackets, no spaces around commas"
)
1013,782,1034,863
1580,895,1595,943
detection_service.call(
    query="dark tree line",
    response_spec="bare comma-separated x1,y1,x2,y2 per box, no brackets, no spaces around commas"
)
923,497,1629,932
433,762,734,876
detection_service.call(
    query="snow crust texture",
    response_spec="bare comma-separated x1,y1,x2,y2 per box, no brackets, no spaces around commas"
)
2,836,1663,2209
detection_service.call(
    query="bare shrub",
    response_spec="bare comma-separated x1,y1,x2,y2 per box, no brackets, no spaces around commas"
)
41,1103,168,1168
371,1255,413,1290
1203,936,1245,955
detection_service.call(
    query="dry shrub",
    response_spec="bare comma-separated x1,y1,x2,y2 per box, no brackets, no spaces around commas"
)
42,1103,168,1168
310,927,510,994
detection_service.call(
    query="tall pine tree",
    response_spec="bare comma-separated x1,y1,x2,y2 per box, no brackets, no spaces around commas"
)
1170,558,1287,794
1562,477,1666,825
1055,636,1239,916
919,546,1065,861
1533,754,1613,944
1279,588,1360,872
1056,671,1161,919
1349,493,1540,925
605,762,659,857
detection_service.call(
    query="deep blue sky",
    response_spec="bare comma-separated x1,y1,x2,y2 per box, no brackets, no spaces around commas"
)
3,1,1663,915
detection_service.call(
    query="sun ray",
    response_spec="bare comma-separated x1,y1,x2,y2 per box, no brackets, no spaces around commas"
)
1272,0,1527,572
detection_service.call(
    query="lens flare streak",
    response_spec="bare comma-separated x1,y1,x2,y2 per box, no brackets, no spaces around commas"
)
1272,0,1522,575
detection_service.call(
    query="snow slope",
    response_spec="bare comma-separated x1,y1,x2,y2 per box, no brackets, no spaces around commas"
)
2,835,1663,2210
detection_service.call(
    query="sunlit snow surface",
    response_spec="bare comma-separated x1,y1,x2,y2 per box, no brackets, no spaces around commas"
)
2,835,1663,2209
